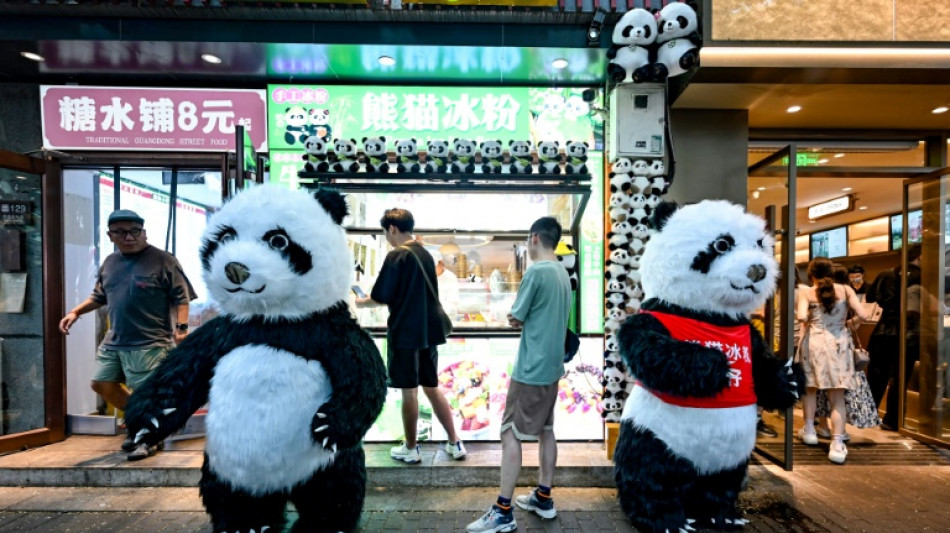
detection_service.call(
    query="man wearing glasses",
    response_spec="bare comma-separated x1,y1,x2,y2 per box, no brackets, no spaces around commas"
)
58,209,195,460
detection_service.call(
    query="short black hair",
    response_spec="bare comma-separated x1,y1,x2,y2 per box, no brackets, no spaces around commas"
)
380,208,414,233
847,264,865,275
907,242,922,262
529,216,561,250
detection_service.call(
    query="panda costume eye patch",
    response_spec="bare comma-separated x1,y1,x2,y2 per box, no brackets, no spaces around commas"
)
690,233,736,274
200,225,237,270
262,228,313,275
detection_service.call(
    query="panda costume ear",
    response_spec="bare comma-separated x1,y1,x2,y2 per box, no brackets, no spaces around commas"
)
313,187,348,225
650,201,678,231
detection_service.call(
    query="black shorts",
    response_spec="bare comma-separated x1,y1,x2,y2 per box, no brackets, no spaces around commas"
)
387,346,439,389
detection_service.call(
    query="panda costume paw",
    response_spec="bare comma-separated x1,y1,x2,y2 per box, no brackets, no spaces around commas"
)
125,186,386,533
614,200,804,533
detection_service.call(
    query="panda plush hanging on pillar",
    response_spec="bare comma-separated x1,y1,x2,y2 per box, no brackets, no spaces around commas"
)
613,200,804,533
124,185,386,533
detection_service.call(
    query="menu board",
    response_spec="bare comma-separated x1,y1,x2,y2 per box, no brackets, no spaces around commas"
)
890,209,923,250
364,336,605,442
810,226,848,259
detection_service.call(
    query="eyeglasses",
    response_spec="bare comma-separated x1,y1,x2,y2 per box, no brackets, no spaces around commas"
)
109,229,143,238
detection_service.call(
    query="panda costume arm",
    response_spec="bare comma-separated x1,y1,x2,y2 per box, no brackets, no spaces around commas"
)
749,326,804,410
617,311,732,399
309,317,387,451
124,316,233,447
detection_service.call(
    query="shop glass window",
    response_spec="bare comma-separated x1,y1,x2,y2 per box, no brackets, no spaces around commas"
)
0,169,45,435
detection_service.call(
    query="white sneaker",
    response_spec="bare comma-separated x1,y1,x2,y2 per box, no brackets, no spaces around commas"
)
466,506,516,533
816,427,850,441
798,428,818,446
828,441,848,464
444,440,467,460
390,443,421,464
516,490,557,519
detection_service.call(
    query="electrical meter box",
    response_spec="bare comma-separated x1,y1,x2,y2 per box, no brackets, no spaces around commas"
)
608,83,666,159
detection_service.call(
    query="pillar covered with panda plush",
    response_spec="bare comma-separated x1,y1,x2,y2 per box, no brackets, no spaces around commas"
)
602,0,702,423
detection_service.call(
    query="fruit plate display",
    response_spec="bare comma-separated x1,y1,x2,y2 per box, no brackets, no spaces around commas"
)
438,359,508,440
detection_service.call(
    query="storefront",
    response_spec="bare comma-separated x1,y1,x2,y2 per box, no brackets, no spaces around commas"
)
265,83,607,441
39,85,268,437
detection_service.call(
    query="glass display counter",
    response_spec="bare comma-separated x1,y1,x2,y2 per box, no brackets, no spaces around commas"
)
305,172,602,441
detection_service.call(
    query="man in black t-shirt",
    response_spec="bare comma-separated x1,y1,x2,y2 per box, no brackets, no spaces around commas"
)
355,208,466,463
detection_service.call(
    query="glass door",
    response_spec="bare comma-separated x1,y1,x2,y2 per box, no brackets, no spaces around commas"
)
748,145,798,469
0,150,65,452
899,173,950,447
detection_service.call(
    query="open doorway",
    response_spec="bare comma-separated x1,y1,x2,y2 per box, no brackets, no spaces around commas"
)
748,138,950,467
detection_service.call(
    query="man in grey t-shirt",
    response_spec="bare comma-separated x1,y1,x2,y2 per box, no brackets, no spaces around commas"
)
59,209,195,460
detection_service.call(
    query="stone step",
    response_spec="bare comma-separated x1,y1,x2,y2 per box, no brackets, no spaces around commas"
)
0,436,616,488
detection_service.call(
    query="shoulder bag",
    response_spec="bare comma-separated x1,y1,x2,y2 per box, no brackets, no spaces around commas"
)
400,245,454,337
852,327,870,372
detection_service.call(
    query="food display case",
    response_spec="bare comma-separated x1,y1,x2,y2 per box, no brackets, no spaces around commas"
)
302,171,605,441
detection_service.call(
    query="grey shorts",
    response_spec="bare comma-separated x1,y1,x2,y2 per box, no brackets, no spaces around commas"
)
92,346,169,392
500,380,558,441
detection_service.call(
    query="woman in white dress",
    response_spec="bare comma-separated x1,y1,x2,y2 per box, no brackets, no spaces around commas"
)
797,257,871,464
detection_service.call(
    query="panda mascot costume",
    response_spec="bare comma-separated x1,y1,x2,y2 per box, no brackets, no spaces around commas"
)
124,185,386,533
613,200,804,533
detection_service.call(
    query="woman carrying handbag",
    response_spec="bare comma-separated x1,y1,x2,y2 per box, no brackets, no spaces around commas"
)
798,258,872,464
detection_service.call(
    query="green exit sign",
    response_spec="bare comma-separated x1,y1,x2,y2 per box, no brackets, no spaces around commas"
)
781,154,821,166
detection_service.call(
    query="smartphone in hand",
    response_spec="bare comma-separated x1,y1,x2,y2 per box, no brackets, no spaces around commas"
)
351,285,367,298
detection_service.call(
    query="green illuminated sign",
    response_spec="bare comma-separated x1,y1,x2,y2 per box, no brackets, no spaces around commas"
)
265,85,601,188
580,154,604,334
781,153,822,166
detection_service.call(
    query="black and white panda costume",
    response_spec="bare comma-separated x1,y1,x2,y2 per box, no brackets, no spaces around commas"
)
124,185,386,533
614,200,804,533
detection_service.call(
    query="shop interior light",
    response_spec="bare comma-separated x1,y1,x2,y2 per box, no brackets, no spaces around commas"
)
378,55,396,67
859,206,868,210
818,159,829,164
756,186,767,191
834,153,845,158
552,58,569,70
933,106,949,114
842,187,852,191
787,105,802,113
20,51,45,62
201,54,223,64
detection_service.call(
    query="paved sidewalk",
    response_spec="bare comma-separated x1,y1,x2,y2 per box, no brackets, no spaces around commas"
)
0,462,947,532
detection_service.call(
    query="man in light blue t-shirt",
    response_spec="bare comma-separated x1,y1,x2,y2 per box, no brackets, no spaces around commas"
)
467,217,571,533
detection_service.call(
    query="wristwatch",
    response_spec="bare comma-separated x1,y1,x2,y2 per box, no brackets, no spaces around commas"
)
176,323,189,332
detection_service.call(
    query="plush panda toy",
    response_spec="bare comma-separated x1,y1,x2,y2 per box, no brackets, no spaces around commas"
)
362,136,389,173
395,138,421,173
283,105,311,145
507,140,534,174
607,8,658,83
654,1,703,80
302,135,331,173
425,140,450,174
450,138,477,174
332,138,359,173
614,200,804,533
124,185,386,533
536,140,561,174
555,242,579,291
564,141,589,174
480,140,505,174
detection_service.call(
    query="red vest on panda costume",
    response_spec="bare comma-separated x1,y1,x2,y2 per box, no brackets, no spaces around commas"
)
636,310,757,409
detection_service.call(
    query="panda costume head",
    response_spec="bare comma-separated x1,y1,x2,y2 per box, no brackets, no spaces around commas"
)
640,200,776,319
200,185,351,321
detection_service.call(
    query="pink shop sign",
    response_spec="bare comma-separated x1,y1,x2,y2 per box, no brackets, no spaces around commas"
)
40,86,268,152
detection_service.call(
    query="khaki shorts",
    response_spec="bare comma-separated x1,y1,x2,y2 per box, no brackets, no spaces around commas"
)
92,346,169,392
500,380,558,441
